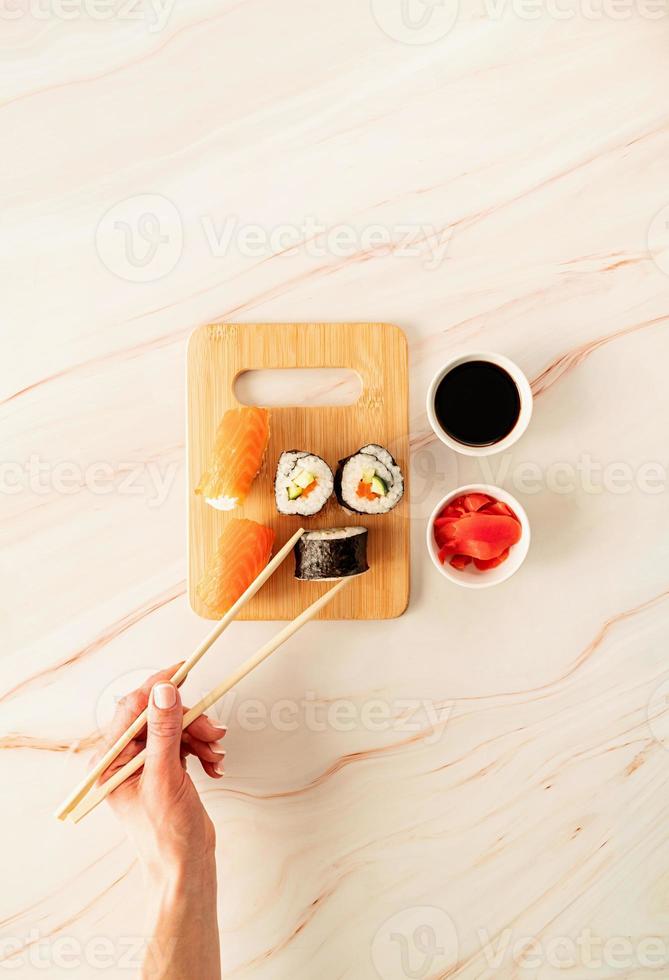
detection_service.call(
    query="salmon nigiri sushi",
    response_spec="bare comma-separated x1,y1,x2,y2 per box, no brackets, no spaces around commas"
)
196,407,270,511
197,519,275,616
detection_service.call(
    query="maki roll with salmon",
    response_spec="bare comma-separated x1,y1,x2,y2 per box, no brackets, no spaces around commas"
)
335,444,404,515
275,451,334,516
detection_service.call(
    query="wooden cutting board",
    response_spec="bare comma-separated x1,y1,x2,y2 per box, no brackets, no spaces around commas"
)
187,322,409,620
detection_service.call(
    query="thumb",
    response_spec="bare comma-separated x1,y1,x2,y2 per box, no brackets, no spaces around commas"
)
144,682,183,788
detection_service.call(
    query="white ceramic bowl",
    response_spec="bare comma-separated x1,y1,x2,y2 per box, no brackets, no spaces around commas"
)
426,351,533,456
426,484,531,589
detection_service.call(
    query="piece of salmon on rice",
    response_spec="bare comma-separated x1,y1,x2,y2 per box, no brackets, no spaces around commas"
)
197,519,275,616
196,407,270,511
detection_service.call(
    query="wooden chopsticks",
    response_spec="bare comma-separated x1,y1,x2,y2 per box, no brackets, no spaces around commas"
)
54,527,306,822
68,578,349,824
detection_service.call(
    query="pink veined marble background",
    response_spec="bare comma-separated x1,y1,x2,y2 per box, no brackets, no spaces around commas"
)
2,1,669,977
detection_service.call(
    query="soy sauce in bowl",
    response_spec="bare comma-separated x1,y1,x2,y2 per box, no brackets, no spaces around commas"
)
434,360,521,447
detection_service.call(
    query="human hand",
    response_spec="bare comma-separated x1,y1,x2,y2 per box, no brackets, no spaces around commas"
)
97,666,226,878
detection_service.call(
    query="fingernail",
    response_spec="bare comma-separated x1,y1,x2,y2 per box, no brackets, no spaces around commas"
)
153,683,176,709
212,724,228,735
214,763,225,776
211,742,226,756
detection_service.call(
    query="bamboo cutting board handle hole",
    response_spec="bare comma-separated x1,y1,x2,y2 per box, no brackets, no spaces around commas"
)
233,368,364,408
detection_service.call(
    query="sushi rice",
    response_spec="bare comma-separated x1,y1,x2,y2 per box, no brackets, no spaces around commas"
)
275,451,334,516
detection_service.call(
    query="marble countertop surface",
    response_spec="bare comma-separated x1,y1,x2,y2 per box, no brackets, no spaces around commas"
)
3,2,669,977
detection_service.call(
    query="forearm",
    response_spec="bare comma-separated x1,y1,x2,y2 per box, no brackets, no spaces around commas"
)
142,855,221,980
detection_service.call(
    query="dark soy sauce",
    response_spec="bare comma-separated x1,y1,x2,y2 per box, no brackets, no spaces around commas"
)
434,360,521,446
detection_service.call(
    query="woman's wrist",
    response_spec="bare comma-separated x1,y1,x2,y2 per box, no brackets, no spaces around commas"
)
141,854,219,980
146,844,216,895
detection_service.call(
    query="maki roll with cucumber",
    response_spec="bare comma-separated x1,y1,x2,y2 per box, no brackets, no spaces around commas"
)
275,451,334,516
335,444,404,515
294,527,369,580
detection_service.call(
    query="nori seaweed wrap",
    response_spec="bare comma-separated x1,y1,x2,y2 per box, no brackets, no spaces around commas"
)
294,527,369,580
